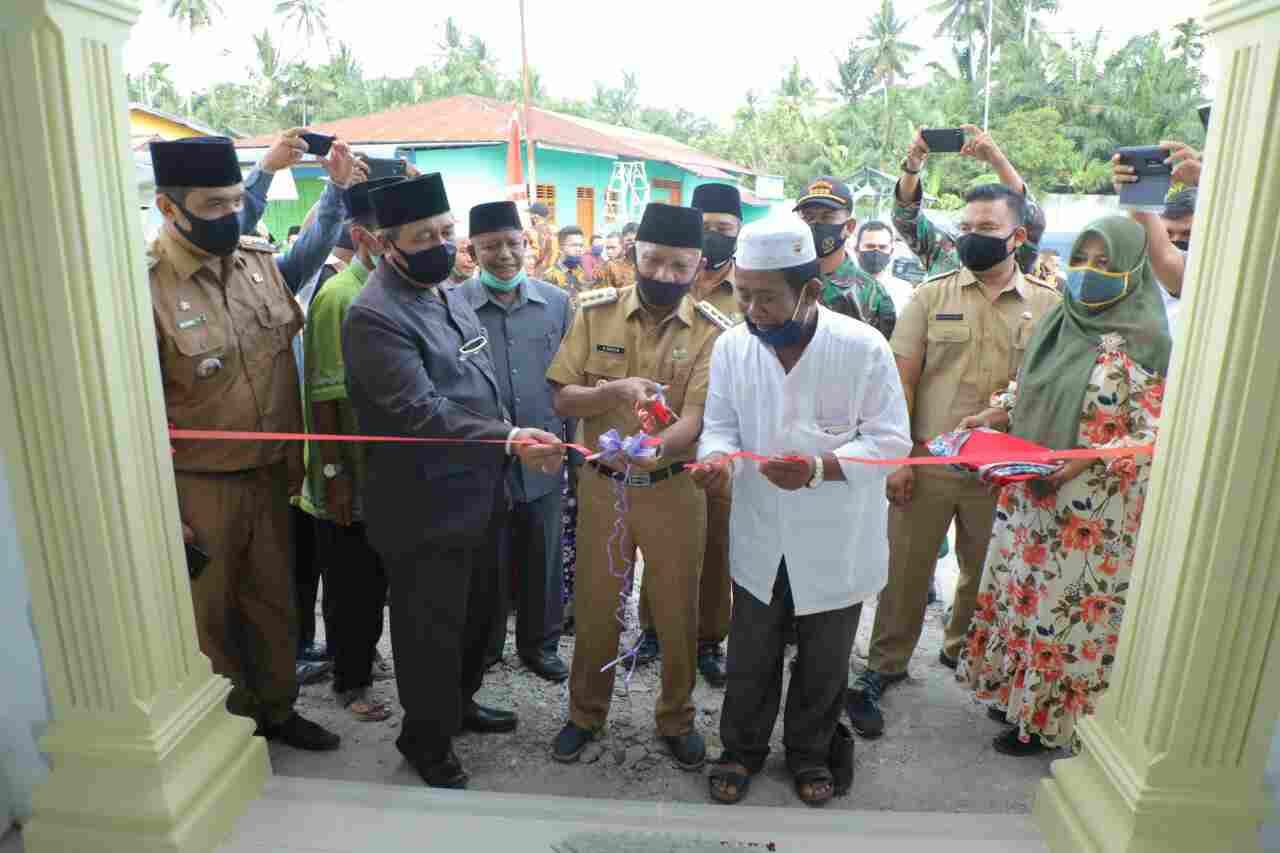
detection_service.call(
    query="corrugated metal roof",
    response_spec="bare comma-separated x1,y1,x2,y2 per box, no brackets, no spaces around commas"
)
235,94,754,177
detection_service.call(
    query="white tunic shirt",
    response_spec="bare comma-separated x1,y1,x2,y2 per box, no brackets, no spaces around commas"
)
698,306,912,615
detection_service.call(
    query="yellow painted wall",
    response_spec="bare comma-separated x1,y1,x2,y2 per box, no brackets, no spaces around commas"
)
129,108,204,140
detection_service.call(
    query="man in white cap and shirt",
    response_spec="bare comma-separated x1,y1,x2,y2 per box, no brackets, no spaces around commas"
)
693,217,911,806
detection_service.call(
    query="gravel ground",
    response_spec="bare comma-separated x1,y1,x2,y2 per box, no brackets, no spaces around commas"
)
272,541,1057,812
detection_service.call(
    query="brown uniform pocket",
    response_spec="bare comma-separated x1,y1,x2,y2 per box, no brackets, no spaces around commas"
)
584,352,627,386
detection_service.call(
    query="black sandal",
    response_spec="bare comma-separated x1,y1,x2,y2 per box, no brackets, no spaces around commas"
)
708,755,753,805
793,766,836,807
992,727,1051,757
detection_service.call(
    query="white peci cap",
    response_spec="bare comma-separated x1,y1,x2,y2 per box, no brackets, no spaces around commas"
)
736,216,817,271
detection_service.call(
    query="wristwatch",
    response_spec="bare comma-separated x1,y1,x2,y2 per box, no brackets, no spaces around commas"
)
806,456,825,489
322,463,345,480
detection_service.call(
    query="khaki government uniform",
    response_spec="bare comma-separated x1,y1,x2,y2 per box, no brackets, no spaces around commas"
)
151,229,305,726
546,285,720,736
871,266,1060,673
639,276,741,649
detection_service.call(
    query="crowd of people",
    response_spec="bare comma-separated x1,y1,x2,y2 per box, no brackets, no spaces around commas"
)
148,118,1201,806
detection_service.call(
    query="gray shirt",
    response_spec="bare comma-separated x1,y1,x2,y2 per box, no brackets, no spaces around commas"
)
459,276,573,503
343,262,513,553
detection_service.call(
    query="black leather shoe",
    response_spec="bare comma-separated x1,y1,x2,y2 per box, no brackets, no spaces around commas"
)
635,629,661,665
521,650,570,683
263,713,340,751
992,727,1052,757
661,731,707,770
403,748,468,789
552,722,594,763
462,701,518,733
697,642,727,688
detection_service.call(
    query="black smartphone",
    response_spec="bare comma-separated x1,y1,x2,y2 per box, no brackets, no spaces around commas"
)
1198,103,1211,131
921,127,965,153
364,156,407,180
1115,145,1173,209
300,132,335,157
185,542,211,580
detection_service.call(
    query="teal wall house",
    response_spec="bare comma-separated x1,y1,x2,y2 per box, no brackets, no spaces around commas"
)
236,95,773,240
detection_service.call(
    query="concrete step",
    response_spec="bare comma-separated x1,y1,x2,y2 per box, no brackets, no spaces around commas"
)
219,775,1049,853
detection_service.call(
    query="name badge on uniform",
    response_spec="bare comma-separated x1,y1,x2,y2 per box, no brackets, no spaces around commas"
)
935,313,964,321
196,357,223,378
178,314,207,330
596,344,625,355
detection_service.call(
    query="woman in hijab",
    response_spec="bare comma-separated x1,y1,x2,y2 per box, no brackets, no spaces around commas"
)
955,216,1172,756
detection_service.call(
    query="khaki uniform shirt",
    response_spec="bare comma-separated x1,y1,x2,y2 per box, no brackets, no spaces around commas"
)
891,266,1060,444
700,276,745,325
598,257,637,291
150,229,305,472
546,286,719,464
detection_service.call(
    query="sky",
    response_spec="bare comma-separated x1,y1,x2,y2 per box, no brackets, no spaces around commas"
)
124,0,1217,126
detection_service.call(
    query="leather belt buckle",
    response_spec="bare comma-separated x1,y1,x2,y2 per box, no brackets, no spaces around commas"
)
625,471,652,487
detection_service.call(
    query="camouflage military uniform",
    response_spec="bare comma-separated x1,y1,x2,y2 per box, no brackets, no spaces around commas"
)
892,182,1042,277
818,254,897,340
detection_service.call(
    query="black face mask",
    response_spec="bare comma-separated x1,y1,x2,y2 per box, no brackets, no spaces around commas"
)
1172,239,1190,253
956,231,1017,273
858,249,892,275
702,232,738,271
392,241,457,286
810,222,847,258
175,201,241,258
636,273,694,307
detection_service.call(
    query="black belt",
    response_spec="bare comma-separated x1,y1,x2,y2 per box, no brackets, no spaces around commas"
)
588,460,687,487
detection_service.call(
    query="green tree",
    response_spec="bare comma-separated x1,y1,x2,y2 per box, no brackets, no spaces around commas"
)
857,0,921,167
128,62,181,112
274,0,329,45
1171,18,1207,63
166,0,223,118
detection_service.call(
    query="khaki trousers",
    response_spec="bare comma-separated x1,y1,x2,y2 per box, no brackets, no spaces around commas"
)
569,466,706,736
868,467,997,676
175,463,298,725
638,480,731,646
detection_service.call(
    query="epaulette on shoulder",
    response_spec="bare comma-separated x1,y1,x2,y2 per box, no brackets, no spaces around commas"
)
695,300,734,332
238,235,276,253
578,287,619,309
921,269,957,286
1025,273,1058,291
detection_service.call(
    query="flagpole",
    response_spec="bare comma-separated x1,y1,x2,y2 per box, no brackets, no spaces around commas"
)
983,0,994,131
519,0,536,193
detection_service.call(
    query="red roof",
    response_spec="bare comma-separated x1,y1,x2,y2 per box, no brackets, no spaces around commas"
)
236,94,753,177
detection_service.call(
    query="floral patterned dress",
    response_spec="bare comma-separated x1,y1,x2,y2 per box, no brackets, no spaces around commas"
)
958,334,1165,747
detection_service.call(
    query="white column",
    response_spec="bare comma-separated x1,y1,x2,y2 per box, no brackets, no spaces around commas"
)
1035,2,1280,851
0,2,269,852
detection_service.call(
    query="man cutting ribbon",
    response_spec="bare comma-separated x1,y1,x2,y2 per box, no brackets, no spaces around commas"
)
692,217,911,806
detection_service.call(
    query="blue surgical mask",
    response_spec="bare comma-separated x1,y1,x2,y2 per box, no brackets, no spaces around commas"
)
746,293,814,348
480,267,527,293
1065,265,1130,311
562,254,582,269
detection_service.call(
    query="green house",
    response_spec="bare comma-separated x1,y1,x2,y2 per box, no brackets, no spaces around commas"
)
235,95,776,241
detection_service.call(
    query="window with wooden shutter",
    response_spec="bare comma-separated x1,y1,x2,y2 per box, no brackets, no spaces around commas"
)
535,184,557,222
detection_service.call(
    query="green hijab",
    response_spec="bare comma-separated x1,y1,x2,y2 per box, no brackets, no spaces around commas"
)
1011,215,1172,451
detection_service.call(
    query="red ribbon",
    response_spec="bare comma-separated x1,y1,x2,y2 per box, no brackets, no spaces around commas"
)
167,428,1153,468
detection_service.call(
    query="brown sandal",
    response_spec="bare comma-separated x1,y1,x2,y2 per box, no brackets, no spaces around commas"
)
794,766,835,807
338,687,393,722
709,758,753,805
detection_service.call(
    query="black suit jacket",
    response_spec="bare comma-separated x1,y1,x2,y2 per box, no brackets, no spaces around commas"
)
343,263,512,554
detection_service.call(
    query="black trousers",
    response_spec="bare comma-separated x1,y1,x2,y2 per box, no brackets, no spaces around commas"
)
313,519,387,693
720,560,862,773
384,501,507,761
291,505,330,654
487,490,565,662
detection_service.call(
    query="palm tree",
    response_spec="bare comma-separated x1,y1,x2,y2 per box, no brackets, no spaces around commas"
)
858,0,921,166
166,0,223,118
1171,18,1207,63
274,0,329,46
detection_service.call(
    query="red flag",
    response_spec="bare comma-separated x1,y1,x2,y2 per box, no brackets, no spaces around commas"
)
506,109,527,201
